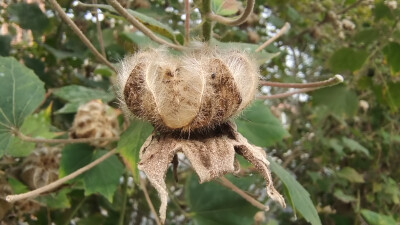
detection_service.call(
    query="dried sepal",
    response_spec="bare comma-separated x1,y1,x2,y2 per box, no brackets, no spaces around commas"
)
70,100,119,147
138,122,285,223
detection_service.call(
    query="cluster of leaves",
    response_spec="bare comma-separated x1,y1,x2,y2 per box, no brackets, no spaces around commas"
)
0,0,399,225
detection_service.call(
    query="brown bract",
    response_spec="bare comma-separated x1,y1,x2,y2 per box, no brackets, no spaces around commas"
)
117,46,285,224
138,122,285,223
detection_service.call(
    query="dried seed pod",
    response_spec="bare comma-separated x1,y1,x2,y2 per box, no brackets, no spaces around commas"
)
118,46,285,224
70,100,119,147
117,47,259,132
20,146,61,190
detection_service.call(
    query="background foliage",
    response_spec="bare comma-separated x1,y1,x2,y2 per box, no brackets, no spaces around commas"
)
0,0,399,224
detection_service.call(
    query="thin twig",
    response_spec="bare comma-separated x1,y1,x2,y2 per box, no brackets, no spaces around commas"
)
207,0,255,26
93,0,106,57
218,177,269,211
201,0,212,41
48,0,116,72
6,149,117,203
258,87,318,100
338,0,365,14
256,22,290,52
140,179,162,225
260,75,343,88
14,129,119,144
105,0,185,50
118,173,128,225
184,0,190,44
258,75,343,100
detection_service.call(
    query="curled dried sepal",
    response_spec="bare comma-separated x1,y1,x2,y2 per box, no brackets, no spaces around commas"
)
138,122,285,223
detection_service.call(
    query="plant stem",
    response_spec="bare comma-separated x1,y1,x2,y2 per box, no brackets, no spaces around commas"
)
258,75,343,100
6,149,117,203
207,0,255,26
48,0,116,72
184,0,190,44
260,74,343,88
61,196,87,225
93,0,106,57
140,179,162,225
118,173,128,225
256,22,290,52
201,0,212,41
14,129,119,144
217,177,269,211
106,0,185,50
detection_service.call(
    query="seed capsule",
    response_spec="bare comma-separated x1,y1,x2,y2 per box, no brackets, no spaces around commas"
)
117,47,259,132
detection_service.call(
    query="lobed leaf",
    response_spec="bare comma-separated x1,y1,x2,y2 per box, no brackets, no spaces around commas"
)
59,144,124,202
185,174,258,225
52,85,114,114
236,100,289,147
0,57,45,157
360,209,397,225
269,158,322,225
117,119,153,184
312,85,358,118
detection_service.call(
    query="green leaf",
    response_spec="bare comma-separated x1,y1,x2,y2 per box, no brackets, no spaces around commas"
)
373,2,394,21
59,144,94,179
118,119,153,184
360,209,397,225
312,84,358,118
96,5,179,43
83,150,124,202
269,158,322,225
93,66,113,78
37,189,71,209
52,85,114,114
120,32,154,47
8,107,56,157
353,28,380,45
336,167,364,183
0,57,45,157
328,48,368,72
333,189,356,203
185,174,258,225
383,42,400,75
236,100,289,147
7,177,29,194
7,3,49,32
211,0,239,16
59,144,124,202
341,137,370,157
211,39,280,64
0,35,11,56
42,44,84,60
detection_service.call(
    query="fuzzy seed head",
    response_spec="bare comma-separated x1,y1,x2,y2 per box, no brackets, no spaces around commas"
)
20,146,61,190
117,46,259,132
70,100,119,147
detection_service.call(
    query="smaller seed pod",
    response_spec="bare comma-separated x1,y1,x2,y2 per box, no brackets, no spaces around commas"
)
20,146,61,190
117,46,259,132
70,100,119,147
